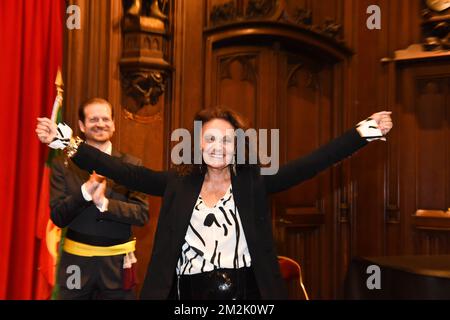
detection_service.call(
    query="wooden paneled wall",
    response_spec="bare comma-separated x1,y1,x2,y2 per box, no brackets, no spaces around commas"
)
63,0,164,295
63,0,450,299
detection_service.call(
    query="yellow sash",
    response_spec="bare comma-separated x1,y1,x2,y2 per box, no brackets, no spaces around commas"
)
63,238,136,257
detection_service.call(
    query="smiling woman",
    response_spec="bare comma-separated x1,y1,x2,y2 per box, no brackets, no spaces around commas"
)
35,106,392,300
201,119,235,170
174,108,254,177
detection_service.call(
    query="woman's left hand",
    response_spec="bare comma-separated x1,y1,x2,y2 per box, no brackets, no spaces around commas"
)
369,111,393,136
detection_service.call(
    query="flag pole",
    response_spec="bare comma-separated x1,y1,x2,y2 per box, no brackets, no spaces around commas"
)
50,68,64,122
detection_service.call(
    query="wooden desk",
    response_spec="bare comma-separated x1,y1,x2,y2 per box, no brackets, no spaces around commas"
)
344,255,450,299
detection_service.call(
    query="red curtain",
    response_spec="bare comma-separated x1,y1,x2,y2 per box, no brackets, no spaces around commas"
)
0,0,64,299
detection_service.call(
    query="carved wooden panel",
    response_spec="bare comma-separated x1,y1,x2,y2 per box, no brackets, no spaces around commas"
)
416,78,449,210
395,63,450,255
280,55,330,215
274,227,322,299
214,50,260,125
414,230,450,254
275,53,338,299
206,0,344,42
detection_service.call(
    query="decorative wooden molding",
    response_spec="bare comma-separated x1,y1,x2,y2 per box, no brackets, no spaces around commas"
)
317,18,342,40
381,44,450,63
120,0,171,114
210,0,237,26
219,55,257,82
292,8,312,26
276,213,325,229
287,64,318,90
205,21,352,62
416,209,450,217
245,0,275,19
208,0,343,42
386,204,400,224
421,1,450,51
121,70,167,108
274,206,325,229
122,107,163,124
381,3,450,64
413,210,450,231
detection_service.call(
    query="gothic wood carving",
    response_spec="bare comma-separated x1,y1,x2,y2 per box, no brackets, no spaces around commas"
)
120,0,171,114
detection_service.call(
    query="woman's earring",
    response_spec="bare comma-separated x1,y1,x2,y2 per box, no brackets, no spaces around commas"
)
232,154,237,176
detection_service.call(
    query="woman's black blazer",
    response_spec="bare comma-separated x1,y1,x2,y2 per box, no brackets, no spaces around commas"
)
71,127,368,299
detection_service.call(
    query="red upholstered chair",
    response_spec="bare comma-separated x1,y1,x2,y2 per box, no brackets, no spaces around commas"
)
278,256,310,300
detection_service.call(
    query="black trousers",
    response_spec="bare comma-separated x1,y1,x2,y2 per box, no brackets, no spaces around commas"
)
169,267,261,300
57,251,135,300
56,229,135,300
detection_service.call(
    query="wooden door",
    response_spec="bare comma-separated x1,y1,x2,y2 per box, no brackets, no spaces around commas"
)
208,41,344,299
393,62,450,255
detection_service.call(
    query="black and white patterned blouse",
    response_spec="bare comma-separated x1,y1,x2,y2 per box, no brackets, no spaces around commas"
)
176,185,252,275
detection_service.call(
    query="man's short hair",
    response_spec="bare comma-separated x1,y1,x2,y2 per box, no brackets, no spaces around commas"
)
78,98,114,123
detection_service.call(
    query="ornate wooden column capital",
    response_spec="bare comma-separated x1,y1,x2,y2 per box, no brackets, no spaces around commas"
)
120,0,170,113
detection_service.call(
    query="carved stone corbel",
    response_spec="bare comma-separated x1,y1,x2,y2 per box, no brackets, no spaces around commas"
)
120,0,170,114
121,70,166,108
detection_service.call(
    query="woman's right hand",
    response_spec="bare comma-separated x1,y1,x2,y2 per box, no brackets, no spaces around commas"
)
36,117,57,144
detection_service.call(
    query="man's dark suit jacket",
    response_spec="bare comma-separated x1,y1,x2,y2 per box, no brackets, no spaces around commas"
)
50,149,149,240
71,128,368,299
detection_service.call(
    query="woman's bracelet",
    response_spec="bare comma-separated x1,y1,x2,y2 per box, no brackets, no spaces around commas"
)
63,136,84,158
